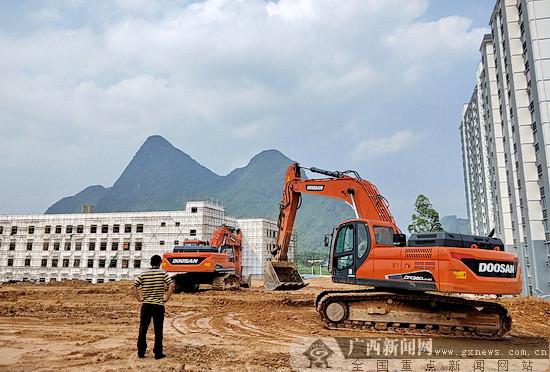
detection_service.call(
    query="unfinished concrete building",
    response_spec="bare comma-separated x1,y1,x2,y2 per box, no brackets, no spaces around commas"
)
0,201,294,283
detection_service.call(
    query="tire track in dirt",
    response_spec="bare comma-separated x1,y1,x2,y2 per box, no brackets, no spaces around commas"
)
169,308,316,347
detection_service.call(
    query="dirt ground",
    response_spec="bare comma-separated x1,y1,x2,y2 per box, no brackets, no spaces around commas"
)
0,277,549,372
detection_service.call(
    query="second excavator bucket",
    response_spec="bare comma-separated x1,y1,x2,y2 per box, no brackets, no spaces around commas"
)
264,261,308,290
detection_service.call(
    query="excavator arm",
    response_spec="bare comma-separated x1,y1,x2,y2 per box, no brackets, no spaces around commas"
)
209,225,243,250
265,162,398,290
208,225,243,278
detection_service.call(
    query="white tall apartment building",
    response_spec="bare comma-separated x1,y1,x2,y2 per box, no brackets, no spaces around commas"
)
0,201,294,283
461,0,550,297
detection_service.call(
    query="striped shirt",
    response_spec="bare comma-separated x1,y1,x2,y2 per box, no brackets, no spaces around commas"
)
133,269,172,305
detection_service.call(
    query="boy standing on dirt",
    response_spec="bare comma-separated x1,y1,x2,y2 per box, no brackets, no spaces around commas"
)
132,255,174,359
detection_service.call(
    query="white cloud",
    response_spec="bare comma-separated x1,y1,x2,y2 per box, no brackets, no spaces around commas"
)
352,130,427,160
234,122,261,139
384,16,488,81
27,8,62,23
0,0,485,215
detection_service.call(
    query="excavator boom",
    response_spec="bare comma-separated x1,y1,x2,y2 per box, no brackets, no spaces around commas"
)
265,162,398,290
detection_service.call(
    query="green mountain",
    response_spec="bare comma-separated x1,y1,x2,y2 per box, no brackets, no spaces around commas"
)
46,135,353,251
46,185,109,214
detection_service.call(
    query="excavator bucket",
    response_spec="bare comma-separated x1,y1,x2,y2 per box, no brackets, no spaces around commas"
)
264,261,308,290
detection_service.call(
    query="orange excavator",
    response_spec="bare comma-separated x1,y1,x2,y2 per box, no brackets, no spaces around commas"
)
264,163,522,336
162,225,250,292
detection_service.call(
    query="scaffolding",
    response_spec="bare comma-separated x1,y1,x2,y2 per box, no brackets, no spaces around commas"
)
0,201,274,284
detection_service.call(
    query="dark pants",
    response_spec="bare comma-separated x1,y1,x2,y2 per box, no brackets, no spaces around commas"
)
137,303,165,357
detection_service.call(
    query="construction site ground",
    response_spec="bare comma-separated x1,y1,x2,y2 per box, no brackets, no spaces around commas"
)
1,277,549,371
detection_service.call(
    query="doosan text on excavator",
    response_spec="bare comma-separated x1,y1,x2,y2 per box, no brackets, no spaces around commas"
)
264,162,522,337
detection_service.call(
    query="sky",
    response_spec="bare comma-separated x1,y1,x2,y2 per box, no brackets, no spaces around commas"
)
0,0,495,228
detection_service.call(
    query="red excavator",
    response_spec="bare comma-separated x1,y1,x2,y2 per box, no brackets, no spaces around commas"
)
264,163,522,336
162,225,250,292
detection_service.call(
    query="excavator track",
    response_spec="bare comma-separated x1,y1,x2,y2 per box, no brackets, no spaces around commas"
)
316,289,511,338
211,273,241,291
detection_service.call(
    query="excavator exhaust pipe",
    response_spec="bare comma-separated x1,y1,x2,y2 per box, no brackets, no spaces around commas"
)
264,261,308,290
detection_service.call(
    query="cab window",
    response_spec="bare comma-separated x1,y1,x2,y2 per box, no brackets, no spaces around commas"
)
225,246,234,262
336,255,353,270
335,224,354,254
374,226,394,246
357,223,370,258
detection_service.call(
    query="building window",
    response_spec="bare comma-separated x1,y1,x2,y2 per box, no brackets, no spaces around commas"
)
75,241,82,251
190,229,197,236
55,225,62,234
66,225,73,234
10,226,17,235
7,258,13,267
109,259,117,268
8,241,17,251
87,259,94,268
160,241,165,246
0,226,3,234
65,242,71,251
28,226,35,234
24,258,31,267
76,225,84,233
45,225,51,234
161,222,166,227
111,242,119,251
97,279,104,284
136,224,144,233
122,259,129,269
135,241,142,251
174,240,179,245
134,260,141,268
101,225,108,234
73,259,80,268
52,259,58,268
124,224,132,233
41,259,47,267
43,242,49,251
113,224,120,233
100,242,107,251
175,222,180,227
89,241,96,251
62,259,70,268
123,241,130,250
53,242,60,251
98,259,106,268
90,225,97,233
191,207,198,213
26,241,33,251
